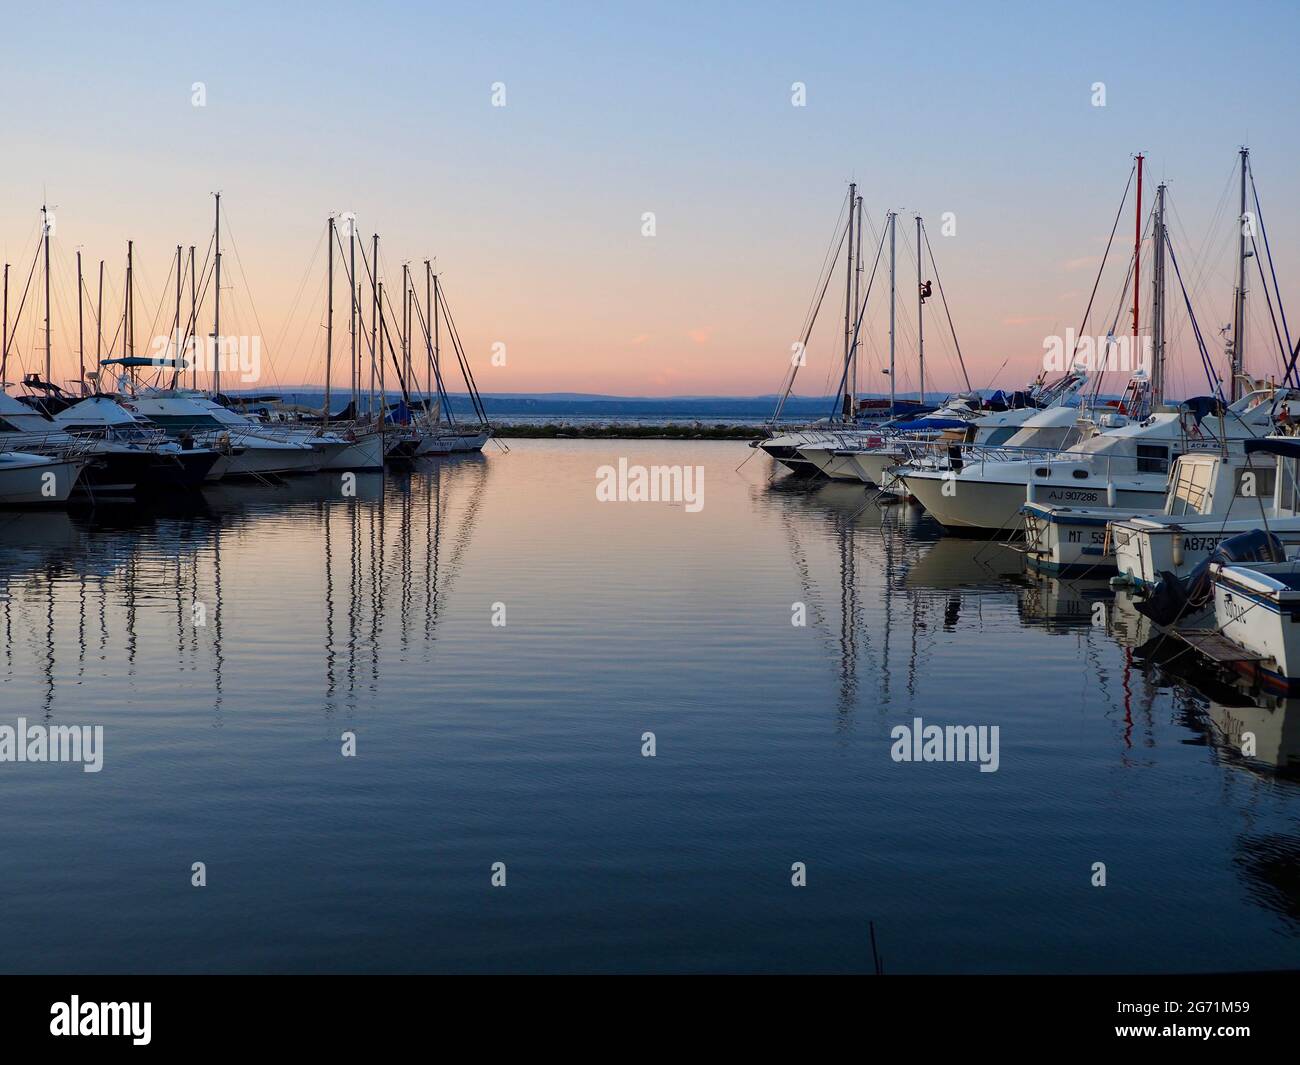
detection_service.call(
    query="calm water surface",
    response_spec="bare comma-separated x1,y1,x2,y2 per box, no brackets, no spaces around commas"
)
0,440,1297,973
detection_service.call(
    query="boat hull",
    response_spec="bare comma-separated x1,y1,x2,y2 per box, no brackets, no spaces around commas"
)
0,454,86,506
904,467,1166,537
1112,517,1300,591
320,433,385,471
796,446,864,481
1214,567,1300,691
211,440,323,479
1021,502,1149,577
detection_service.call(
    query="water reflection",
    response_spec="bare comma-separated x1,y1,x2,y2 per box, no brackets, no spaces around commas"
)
763,471,1300,936
0,458,489,723
1,442,1296,972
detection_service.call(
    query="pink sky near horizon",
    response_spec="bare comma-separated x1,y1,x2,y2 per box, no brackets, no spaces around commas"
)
0,4,1295,401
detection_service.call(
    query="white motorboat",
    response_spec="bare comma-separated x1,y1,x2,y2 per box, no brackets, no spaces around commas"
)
902,384,1289,536
839,375,1090,487
1210,556,1300,693
125,390,324,478
0,450,87,505
1110,434,1300,590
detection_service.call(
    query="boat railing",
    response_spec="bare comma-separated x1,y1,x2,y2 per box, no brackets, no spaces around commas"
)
0,430,98,459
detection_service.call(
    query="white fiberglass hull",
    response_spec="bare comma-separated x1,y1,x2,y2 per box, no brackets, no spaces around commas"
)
1020,503,1150,576
209,437,323,478
848,448,907,487
760,434,826,475
903,467,1166,536
1214,565,1300,687
795,446,863,481
446,430,490,453
0,453,85,505
1112,516,1300,591
319,433,385,471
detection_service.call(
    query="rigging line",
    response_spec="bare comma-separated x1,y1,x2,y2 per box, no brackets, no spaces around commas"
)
777,205,851,417
1075,162,1136,394
435,282,489,425
171,237,217,376
1249,161,1293,361
798,196,851,342
921,219,970,392
1085,243,1137,403
0,230,45,375
377,295,409,402
408,280,455,415
826,218,888,420
436,283,489,426
218,205,285,394
1165,231,1223,400
276,225,327,369
773,207,850,423
1249,231,1291,385
1281,336,1300,396
438,293,485,425
140,249,179,377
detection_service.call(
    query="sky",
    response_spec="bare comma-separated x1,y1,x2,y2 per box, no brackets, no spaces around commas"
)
0,0,1297,399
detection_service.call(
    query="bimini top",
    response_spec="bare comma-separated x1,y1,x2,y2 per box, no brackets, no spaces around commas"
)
1244,436,1300,459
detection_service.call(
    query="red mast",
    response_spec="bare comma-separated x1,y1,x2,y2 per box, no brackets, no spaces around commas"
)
1133,153,1143,343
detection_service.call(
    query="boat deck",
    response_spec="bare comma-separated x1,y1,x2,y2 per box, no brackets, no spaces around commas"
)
1171,628,1265,664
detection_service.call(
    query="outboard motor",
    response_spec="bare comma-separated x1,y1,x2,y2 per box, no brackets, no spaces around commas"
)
1136,528,1286,626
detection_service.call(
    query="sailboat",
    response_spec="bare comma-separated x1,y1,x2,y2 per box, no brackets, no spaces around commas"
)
758,184,882,476
411,262,493,455
116,197,328,479
0,213,217,497
314,214,385,471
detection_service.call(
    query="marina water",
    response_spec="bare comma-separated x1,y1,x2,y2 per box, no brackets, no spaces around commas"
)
0,440,1296,973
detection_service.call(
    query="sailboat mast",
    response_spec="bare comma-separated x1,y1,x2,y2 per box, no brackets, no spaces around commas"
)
842,182,856,421
888,210,896,415
1133,154,1142,348
916,214,924,404
126,240,135,390
424,260,433,401
127,240,134,360
213,192,222,397
42,204,51,382
853,194,863,407
171,245,182,388
96,260,103,371
2,263,8,384
1231,146,1249,401
187,246,196,389
402,262,411,400
378,280,386,404
77,250,84,392
326,216,334,428
1,263,7,384
349,225,357,409
1152,183,1166,406
370,235,379,419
